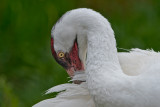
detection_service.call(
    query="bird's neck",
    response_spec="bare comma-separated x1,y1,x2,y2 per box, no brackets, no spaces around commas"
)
86,25,122,77
85,22,125,106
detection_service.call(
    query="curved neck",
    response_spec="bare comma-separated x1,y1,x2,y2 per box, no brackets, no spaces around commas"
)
86,22,122,76
85,16,124,107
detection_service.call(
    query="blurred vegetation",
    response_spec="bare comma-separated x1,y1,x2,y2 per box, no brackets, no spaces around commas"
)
0,0,160,106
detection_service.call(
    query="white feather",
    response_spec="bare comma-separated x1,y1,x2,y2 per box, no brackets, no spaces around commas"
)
33,82,95,107
33,8,160,107
33,49,160,107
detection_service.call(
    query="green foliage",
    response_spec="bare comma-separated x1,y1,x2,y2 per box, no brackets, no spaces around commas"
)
0,77,19,107
0,0,160,106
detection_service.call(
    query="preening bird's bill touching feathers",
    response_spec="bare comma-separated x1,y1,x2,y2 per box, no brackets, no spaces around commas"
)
33,8,160,107
33,48,160,107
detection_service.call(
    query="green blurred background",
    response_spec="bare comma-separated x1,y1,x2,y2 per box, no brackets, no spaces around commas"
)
0,0,160,106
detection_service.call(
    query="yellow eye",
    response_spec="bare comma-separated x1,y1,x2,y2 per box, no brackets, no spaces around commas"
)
58,52,65,58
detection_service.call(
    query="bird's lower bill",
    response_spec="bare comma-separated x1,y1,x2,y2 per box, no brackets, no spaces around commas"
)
67,67,75,77
66,67,85,84
66,64,84,77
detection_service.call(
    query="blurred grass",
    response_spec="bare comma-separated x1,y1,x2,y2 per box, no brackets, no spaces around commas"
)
0,0,160,106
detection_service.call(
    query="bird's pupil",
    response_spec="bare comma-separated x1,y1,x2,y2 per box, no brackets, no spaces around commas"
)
59,53,64,57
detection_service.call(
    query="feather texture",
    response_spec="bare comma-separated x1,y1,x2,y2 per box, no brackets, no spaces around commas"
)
33,82,95,107
33,8,160,107
33,49,160,107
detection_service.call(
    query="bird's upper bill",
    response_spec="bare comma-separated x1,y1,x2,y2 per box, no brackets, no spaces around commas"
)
51,38,84,77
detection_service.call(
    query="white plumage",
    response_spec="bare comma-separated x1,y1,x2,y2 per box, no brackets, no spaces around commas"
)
33,8,160,107
33,83,95,107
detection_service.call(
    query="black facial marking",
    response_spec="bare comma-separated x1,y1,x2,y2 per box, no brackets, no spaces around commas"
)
56,59,68,69
65,53,71,65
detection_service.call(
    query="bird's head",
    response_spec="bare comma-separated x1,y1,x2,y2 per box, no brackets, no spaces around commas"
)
51,37,85,77
51,9,88,77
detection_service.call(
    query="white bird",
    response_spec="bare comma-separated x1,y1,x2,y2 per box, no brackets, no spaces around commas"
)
33,8,160,107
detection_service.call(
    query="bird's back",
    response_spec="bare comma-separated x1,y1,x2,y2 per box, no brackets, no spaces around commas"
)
118,48,160,76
